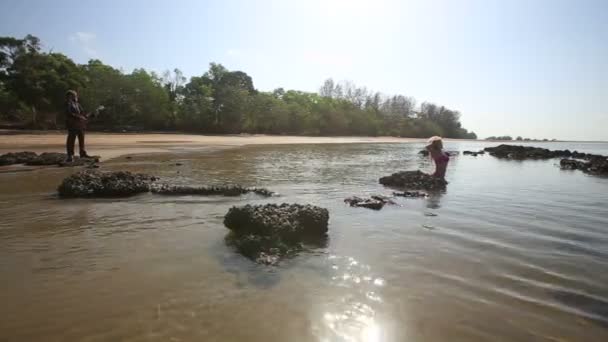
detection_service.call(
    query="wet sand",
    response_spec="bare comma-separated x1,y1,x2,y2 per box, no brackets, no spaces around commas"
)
0,132,420,161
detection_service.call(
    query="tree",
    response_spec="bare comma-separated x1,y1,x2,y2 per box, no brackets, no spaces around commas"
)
319,78,335,98
5,52,85,127
178,75,214,131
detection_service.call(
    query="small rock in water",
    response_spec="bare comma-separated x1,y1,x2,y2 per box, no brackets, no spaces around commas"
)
422,224,436,230
424,212,438,217
344,195,394,210
379,170,447,191
224,203,329,265
419,150,459,157
393,191,428,198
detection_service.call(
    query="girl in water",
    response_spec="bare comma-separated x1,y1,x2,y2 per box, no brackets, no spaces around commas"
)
426,136,449,179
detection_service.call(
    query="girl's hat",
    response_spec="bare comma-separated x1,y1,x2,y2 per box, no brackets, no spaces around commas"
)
65,90,77,98
426,136,443,147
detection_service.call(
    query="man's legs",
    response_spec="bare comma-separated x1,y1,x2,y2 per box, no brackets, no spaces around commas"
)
66,129,76,161
77,130,88,157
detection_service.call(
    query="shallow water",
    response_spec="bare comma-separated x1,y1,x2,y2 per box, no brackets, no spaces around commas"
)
1,141,608,342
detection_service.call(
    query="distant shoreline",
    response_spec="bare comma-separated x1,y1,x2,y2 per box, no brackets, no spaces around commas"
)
0,132,426,162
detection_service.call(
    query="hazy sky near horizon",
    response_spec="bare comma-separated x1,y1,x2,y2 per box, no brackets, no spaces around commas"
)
1,0,606,140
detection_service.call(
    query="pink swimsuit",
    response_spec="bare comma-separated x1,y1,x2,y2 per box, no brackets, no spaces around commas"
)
432,152,449,178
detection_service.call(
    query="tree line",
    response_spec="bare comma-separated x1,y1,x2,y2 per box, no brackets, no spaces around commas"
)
1,34,477,138
486,136,556,142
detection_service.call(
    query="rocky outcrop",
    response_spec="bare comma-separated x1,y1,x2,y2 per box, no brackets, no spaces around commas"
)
58,172,277,198
379,170,447,191
26,152,68,165
0,151,100,167
484,144,575,160
224,204,329,265
485,144,608,175
57,170,155,197
151,184,274,197
0,151,38,166
344,195,395,210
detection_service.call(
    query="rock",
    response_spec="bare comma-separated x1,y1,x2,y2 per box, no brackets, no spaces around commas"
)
57,170,154,197
223,203,329,265
560,159,590,171
484,145,582,160
26,152,68,165
1,151,99,167
175,162,183,166
0,151,38,166
151,184,274,197
379,170,447,191
58,156,100,167
484,145,557,159
485,145,608,176
344,195,394,210
588,157,608,175
561,157,608,175
393,191,428,198
419,150,459,157
463,150,484,156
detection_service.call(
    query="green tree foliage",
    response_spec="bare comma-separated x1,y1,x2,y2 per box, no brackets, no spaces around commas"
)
486,136,513,141
0,34,477,138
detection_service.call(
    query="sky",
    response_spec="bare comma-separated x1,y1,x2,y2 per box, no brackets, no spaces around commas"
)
1,0,606,140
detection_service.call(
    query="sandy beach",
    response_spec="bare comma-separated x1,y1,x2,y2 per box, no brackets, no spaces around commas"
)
0,131,421,161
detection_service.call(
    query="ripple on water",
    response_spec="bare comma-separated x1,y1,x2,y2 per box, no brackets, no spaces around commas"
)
311,255,387,342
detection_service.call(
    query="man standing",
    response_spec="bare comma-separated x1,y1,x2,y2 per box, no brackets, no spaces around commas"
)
65,90,91,162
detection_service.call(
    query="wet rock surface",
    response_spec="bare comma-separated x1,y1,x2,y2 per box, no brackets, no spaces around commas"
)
223,203,329,265
344,195,395,210
0,151,38,166
57,170,155,197
379,170,447,191
561,158,608,175
151,184,274,197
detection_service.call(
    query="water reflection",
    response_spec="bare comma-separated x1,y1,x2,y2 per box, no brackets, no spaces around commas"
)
314,255,387,342
426,191,445,209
